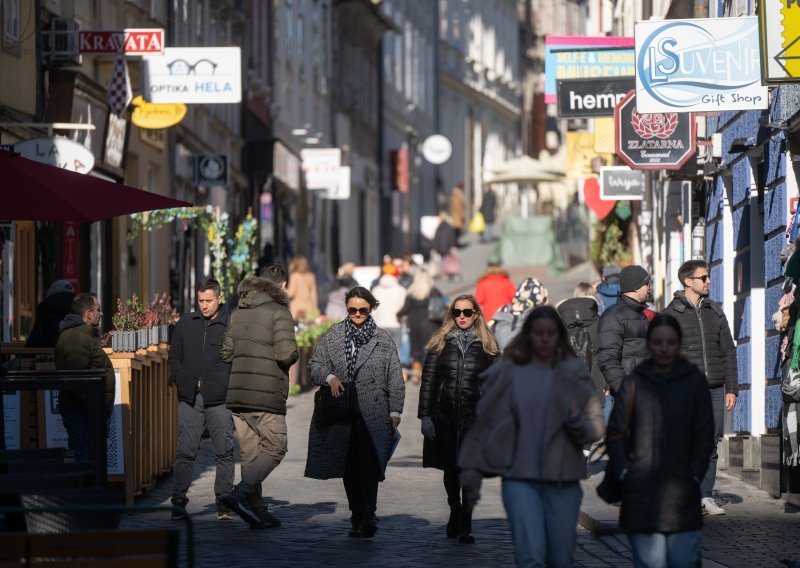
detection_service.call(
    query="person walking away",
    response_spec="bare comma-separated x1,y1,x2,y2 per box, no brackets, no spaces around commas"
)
663,260,737,516
371,268,407,359
605,315,714,567
450,183,466,245
492,277,548,350
479,187,497,243
596,265,622,315
418,294,498,543
305,287,405,538
397,253,416,288
26,280,75,348
596,265,651,396
168,278,235,521
459,306,604,567
474,263,517,323
557,282,608,420
54,292,115,463
287,256,318,321
325,263,357,321
397,269,441,384
431,213,457,280
220,264,299,528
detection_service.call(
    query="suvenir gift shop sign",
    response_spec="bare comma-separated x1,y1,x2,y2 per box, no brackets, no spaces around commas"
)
142,47,242,104
600,166,646,201
635,17,768,113
557,77,636,118
78,29,164,54
544,35,635,105
614,90,696,170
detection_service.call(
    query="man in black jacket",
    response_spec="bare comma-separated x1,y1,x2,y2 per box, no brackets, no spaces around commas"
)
664,260,738,516
168,278,234,521
596,265,651,395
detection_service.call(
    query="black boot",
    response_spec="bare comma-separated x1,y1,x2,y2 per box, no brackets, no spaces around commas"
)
446,506,461,538
348,512,362,538
458,503,475,544
360,509,378,539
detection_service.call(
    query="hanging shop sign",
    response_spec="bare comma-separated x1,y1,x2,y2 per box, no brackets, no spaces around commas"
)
594,117,616,154
301,148,341,190
389,148,409,193
324,166,352,200
14,137,95,174
566,132,614,180
544,36,635,104
421,134,452,164
635,17,768,113
130,96,187,129
556,77,635,118
758,0,800,83
614,90,696,170
78,29,165,55
142,47,242,104
600,166,646,201
194,154,229,186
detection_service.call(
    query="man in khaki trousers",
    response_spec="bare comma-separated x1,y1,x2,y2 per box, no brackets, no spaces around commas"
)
220,264,299,528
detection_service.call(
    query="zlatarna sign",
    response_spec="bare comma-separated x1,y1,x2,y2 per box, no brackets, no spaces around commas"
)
635,17,768,113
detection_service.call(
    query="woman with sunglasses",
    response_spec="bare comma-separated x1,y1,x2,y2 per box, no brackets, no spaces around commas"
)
305,287,405,539
458,306,605,567
418,294,498,543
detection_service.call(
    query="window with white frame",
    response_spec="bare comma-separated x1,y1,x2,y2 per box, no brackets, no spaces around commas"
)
2,0,21,47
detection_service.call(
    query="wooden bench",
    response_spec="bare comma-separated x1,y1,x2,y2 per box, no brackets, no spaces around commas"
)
0,529,179,567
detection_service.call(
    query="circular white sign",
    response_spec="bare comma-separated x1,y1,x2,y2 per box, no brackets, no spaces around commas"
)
15,137,95,174
422,134,453,165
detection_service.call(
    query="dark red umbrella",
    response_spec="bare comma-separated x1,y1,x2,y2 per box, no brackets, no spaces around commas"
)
0,149,192,222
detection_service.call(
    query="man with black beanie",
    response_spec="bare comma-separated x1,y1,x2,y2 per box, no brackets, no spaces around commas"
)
596,265,652,395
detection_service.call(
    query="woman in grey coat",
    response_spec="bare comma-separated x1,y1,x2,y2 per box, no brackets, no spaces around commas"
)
305,287,405,538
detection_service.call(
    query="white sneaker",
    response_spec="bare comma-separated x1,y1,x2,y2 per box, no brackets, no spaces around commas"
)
701,497,726,516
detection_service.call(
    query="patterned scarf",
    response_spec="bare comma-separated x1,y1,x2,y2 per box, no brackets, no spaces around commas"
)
447,327,478,356
345,316,376,380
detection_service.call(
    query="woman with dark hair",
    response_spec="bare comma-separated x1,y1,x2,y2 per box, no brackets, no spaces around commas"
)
418,294,498,543
458,306,605,566
605,314,714,567
304,286,405,538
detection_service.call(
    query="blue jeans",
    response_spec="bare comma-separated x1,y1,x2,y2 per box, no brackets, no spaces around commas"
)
502,479,582,568
603,394,614,424
700,386,724,498
628,531,702,568
59,409,90,463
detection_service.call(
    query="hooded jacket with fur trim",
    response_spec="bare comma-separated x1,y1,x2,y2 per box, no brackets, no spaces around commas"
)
221,277,299,414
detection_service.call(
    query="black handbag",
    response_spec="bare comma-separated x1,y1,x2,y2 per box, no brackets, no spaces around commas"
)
596,377,637,504
313,383,358,427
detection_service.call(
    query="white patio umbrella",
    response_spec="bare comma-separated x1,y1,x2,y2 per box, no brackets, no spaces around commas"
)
485,154,563,184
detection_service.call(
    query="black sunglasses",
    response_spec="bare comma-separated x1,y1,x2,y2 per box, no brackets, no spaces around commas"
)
689,274,710,283
452,308,476,318
347,307,371,316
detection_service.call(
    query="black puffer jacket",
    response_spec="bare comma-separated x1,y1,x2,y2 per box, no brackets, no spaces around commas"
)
606,360,714,533
418,333,495,469
168,306,231,407
663,292,738,394
556,296,605,391
26,292,74,348
596,294,649,394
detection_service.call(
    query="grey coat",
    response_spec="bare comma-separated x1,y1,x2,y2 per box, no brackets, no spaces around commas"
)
304,320,405,480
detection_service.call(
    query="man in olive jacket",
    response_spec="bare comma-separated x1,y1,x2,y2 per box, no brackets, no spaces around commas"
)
664,259,738,516
221,264,299,528
54,292,115,463
596,265,652,395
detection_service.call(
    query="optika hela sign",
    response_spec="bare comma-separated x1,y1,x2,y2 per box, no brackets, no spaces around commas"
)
635,17,768,113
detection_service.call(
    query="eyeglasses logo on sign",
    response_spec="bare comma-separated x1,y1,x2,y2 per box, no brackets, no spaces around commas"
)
635,18,767,112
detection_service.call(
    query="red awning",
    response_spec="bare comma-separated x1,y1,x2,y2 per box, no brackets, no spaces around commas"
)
0,149,192,222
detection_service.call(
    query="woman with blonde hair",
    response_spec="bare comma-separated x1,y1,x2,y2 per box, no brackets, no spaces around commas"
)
397,269,442,383
287,256,318,320
417,294,498,543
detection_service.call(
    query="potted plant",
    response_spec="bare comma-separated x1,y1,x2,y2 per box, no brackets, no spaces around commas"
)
149,292,179,344
111,294,146,352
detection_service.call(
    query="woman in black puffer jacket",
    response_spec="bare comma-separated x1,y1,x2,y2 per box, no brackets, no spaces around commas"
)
418,293,498,544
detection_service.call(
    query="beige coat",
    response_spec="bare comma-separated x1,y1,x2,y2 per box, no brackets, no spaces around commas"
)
458,357,604,484
286,271,318,319
450,187,466,229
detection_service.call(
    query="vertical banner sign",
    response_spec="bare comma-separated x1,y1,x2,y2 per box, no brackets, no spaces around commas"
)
62,222,79,293
635,18,768,113
107,53,133,116
544,36,635,104
758,0,800,82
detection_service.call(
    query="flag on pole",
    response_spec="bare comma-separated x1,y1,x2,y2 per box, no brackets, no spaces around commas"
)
107,53,132,116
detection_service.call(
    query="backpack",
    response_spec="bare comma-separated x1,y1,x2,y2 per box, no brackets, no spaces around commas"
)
427,291,449,323
567,312,593,370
